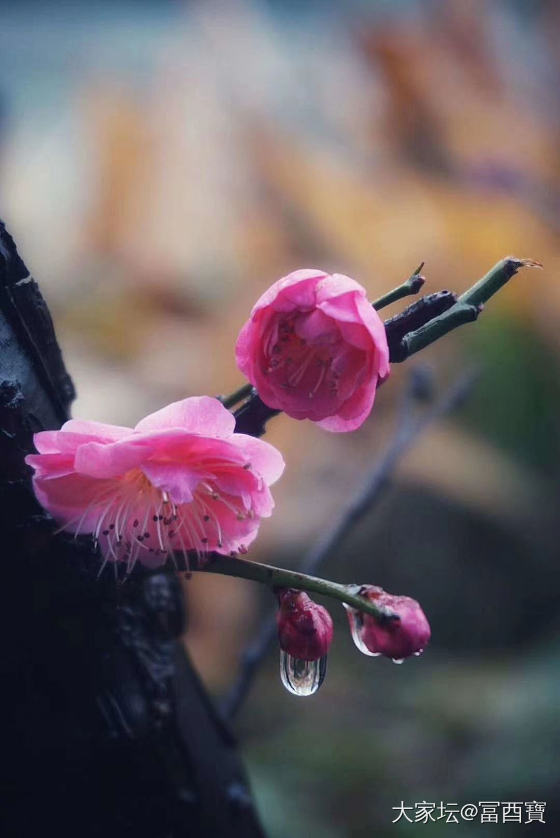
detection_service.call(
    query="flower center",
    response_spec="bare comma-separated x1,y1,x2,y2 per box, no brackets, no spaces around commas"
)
67,467,252,574
264,316,340,400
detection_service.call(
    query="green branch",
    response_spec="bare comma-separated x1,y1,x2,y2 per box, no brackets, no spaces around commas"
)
459,257,541,308
372,262,426,311
399,257,541,359
195,555,397,622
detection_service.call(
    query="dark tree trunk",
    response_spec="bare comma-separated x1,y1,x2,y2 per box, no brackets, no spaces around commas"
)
0,222,265,838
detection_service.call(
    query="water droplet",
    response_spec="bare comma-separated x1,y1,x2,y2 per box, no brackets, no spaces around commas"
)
279,651,327,696
413,649,424,657
392,658,405,664
344,605,381,656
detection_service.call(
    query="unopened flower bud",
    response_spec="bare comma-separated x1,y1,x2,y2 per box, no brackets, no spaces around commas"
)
276,589,333,661
346,585,430,661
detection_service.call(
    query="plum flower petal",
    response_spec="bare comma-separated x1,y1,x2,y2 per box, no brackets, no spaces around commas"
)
235,269,390,432
60,419,133,441
135,395,235,436
227,434,285,484
25,397,285,571
74,438,156,479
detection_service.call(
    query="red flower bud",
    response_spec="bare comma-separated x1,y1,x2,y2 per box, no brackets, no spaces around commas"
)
276,589,333,661
347,586,430,661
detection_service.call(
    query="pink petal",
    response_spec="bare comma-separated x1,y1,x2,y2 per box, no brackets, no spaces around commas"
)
74,438,155,478
243,370,284,412
335,319,375,351
249,484,276,518
316,272,368,302
228,435,285,484
34,429,127,456
235,317,258,379
61,419,133,441
318,289,367,324
212,467,258,498
33,472,111,515
32,431,66,454
135,396,235,437
316,378,378,432
209,501,262,554
25,452,76,479
331,346,367,400
294,309,337,343
354,294,390,379
140,461,202,504
144,432,248,469
251,269,327,315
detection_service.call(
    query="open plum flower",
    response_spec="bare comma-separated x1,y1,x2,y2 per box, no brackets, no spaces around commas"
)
235,269,390,431
25,396,284,570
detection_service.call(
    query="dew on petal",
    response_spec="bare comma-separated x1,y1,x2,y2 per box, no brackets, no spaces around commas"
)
344,605,381,656
279,651,327,696
392,658,405,665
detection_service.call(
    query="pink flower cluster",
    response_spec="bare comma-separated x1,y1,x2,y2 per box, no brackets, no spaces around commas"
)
25,264,433,684
25,397,284,570
236,269,390,432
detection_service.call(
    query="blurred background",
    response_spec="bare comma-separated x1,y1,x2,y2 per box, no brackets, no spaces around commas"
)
2,0,560,834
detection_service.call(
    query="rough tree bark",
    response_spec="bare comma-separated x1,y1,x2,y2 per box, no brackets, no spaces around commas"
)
0,222,265,838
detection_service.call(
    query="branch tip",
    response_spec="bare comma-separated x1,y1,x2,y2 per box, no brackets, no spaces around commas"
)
507,256,542,270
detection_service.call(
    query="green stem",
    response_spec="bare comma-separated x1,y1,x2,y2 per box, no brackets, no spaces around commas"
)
372,262,425,311
459,257,540,308
221,382,254,410
400,257,540,359
195,555,397,621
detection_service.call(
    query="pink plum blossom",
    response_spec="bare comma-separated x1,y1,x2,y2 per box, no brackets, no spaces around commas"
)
347,586,431,660
276,589,334,661
235,269,390,432
25,396,284,570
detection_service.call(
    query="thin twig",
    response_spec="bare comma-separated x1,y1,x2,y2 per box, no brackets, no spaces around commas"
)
219,367,477,720
196,557,398,622
372,262,426,311
220,383,254,410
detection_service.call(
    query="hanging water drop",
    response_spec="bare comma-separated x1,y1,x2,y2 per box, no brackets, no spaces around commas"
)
279,650,327,696
344,605,381,656
392,658,405,665
413,649,424,657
